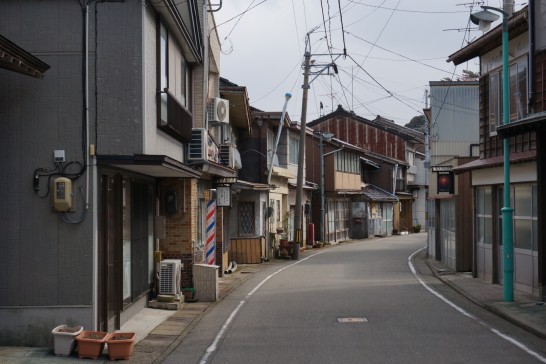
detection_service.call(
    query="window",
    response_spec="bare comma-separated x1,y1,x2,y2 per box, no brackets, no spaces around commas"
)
476,187,493,245
489,58,528,134
289,135,299,164
239,202,255,235
181,58,189,107
159,22,168,124
513,185,537,251
156,20,193,142
267,129,275,167
335,150,360,174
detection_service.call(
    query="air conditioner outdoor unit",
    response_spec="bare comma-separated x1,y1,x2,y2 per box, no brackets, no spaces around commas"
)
219,144,236,168
208,98,229,124
188,128,208,162
159,259,182,295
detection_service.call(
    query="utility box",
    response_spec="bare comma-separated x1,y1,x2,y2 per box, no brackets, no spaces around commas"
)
193,264,219,302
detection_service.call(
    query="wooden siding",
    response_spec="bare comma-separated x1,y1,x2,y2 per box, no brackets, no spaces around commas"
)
229,237,266,264
315,115,406,161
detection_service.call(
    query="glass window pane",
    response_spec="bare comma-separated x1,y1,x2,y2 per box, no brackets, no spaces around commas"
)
509,65,517,121
477,217,484,243
239,202,255,235
515,185,532,217
484,217,492,244
514,219,532,250
484,187,492,215
489,73,499,133
532,185,537,217
516,60,527,119
476,188,483,213
532,220,538,251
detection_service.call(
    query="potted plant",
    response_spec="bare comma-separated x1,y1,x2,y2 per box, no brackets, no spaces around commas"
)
51,325,83,356
75,330,108,360
106,332,136,360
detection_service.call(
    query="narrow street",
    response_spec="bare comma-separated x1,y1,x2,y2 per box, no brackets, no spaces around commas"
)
163,234,546,364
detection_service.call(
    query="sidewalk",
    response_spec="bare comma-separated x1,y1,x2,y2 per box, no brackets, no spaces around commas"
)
425,253,546,339
1,239,545,362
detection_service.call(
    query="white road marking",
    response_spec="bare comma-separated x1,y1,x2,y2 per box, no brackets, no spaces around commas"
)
408,247,546,363
199,250,329,364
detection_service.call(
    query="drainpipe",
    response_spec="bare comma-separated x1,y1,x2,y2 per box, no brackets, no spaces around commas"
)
528,0,535,113
203,0,209,129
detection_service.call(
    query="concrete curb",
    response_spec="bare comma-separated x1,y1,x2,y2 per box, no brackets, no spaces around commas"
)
424,255,546,340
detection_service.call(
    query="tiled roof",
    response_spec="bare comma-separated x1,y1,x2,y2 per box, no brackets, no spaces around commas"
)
361,184,398,202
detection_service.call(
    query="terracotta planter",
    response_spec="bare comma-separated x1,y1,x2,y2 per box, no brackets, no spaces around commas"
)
51,325,83,356
106,332,136,360
75,330,107,360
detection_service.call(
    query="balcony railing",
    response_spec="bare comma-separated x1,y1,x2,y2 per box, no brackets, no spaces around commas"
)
157,89,193,142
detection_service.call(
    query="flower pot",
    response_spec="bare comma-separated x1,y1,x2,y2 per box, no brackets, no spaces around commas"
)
106,332,136,360
51,325,83,356
75,330,107,360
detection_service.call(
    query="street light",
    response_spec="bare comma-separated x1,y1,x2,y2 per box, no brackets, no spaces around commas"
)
318,131,334,243
470,5,514,302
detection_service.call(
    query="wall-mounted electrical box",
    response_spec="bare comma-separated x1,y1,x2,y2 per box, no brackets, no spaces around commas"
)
54,150,65,163
52,177,72,211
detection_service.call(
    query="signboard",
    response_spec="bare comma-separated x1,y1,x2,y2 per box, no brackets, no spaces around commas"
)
216,186,231,207
437,172,454,194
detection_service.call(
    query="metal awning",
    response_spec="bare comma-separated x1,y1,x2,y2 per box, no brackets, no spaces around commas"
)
496,112,546,139
453,150,535,172
97,154,202,178
232,180,270,191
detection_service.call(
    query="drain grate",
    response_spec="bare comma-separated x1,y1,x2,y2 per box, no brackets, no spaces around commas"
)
337,317,368,323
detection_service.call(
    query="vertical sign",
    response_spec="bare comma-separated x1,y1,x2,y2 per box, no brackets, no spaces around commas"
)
205,199,216,265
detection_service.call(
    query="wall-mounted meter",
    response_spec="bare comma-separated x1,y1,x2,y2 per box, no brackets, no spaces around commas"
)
52,177,72,211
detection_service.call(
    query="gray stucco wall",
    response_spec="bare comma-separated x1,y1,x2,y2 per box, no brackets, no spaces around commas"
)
96,1,144,154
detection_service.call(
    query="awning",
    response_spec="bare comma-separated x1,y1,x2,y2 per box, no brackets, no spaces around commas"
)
360,156,380,170
396,191,414,200
97,155,202,178
0,34,50,78
361,184,398,202
232,180,270,191
201,161,238,178
288,182,318,191
453,150,536,173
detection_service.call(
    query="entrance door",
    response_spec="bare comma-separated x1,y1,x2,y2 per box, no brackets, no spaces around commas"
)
98,174,123,331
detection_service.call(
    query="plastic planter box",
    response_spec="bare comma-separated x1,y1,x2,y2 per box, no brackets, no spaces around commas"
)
75,330,108,360
51,325,83,356
106,332,136,360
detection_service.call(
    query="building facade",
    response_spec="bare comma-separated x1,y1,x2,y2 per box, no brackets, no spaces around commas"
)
448,4,545,299
0,0,236,346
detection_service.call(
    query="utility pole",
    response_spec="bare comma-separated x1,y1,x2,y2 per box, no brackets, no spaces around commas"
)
293,50,311,259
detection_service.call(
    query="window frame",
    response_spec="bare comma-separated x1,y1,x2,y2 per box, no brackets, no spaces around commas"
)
239,201,255,236
488,57,528,135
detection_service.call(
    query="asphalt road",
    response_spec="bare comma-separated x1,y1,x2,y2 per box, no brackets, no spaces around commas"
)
163,234,546,364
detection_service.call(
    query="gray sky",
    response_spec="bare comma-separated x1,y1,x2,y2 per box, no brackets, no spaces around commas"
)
213,1,523,126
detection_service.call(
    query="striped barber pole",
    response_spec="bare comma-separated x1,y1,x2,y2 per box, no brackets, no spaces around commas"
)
205,199,216,265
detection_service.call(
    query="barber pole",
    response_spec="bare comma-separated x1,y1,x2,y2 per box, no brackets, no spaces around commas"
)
205,199,216,265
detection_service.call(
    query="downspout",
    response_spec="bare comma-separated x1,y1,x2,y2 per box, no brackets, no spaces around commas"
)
203,0,209,129
528,0,535,113
83,3,97,330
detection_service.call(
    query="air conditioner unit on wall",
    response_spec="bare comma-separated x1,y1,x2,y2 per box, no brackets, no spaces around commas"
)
188,128,208,162
219,144,236,169
159,259,182,295
208,98,229,124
